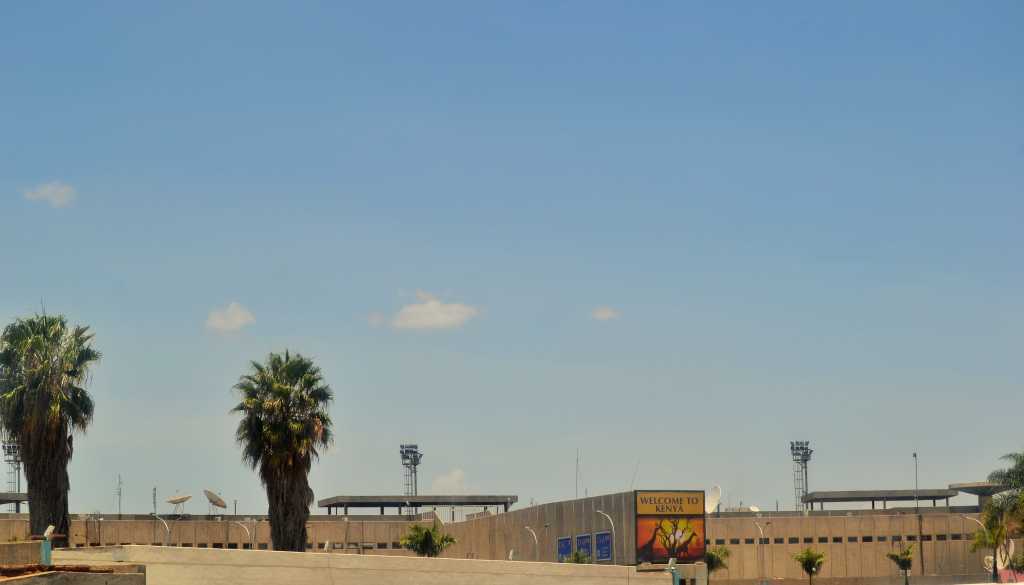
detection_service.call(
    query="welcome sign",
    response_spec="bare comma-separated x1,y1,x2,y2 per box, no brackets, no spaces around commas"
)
634,490,706,565
636,491,704,515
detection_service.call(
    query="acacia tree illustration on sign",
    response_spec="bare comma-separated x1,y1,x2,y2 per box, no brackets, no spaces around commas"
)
656,518,698,558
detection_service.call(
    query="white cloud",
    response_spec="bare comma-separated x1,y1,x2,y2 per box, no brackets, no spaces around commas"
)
23,181,76,208
206,302,255,333
430,468,468,494
391,291,479,330
591,306,620,321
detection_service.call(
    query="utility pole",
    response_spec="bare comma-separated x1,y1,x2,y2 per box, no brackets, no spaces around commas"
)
152,487,157,516
115,475,123,519
914,453,924,575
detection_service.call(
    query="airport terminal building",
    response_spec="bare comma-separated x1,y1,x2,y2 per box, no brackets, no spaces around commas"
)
0,481,1012,584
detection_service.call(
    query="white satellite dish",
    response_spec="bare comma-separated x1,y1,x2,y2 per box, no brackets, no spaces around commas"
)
705,485,722,514
204,489,227,510
749,506,761,513
167,494,192,515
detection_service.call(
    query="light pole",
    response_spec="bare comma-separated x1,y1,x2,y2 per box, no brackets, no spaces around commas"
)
524,526,539,561
596,510,616,564
961,515,998,583
913,453,919,512
343,518,350,553
754,521,770,585
233,521,252,549
151,514,171,546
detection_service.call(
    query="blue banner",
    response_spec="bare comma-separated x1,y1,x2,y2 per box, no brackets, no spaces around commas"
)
595,531,612,562
576,533,592,560
557,537,572,562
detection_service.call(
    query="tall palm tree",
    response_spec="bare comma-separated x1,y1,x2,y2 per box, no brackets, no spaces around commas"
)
0,315,100,547
793,548,825,585
232,351,333,551
989,452,1024,492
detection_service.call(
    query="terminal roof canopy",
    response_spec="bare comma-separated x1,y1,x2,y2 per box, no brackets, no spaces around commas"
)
0,493,28,505
948,482,1008,497
318,495,518,509
802,489,957,504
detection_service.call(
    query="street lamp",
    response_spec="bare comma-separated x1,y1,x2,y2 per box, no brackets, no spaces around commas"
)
233,521,252,549
596,510,616,564
753,521,770,585
524,526,539,561
961,515,998,583
151,514,170,546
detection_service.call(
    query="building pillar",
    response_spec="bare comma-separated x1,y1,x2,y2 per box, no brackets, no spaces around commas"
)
380,507,384,515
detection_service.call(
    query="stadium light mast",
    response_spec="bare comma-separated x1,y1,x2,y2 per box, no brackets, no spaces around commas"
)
400,444,423,515
790,441,813,511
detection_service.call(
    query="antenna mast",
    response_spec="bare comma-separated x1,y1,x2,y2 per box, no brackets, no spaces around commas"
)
115,475,124,519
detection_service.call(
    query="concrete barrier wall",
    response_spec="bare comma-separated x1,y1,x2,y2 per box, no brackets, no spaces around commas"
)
53,545,703,585
0,540,41,564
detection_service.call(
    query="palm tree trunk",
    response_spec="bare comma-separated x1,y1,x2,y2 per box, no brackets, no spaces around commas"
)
992,545,998,583
265,467,313,551
904,569,909,585
20,426,72,548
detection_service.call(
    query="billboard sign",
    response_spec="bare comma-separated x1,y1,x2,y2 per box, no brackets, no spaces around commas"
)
576,533,592,560
557,537,572,562
634,490,705,565
595,531,612,562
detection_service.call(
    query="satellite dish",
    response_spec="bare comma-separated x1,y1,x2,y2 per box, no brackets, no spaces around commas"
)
204,489,227,509
705,485,722,513
166,495,192,505
749,506,761,513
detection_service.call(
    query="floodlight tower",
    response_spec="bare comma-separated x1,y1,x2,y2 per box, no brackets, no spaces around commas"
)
2,434,22,513
400,444,423,498
790,441,813,511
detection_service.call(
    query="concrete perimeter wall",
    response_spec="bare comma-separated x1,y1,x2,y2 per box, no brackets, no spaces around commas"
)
53,545,698,585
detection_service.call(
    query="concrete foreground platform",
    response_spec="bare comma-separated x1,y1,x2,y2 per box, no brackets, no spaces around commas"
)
54,546,696,585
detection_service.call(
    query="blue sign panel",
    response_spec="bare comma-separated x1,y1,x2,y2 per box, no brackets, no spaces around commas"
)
595,531,612,562
576,533,593,560
557,537,572,562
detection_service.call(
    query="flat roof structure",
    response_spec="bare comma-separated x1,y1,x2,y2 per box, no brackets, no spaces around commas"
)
949,482,1008,497
803,489,958,510
0,493,28,505
318,494,518,516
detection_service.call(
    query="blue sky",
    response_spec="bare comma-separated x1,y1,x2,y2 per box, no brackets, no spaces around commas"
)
1,1,1021,515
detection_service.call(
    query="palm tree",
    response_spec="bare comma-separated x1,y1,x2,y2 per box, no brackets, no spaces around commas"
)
886,544,914,585
0,314,100,548
232,351,333,551
705,545,731,581
989,452,1024,492
793,548,825,585
400,522,457,557
971,493,1023,583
